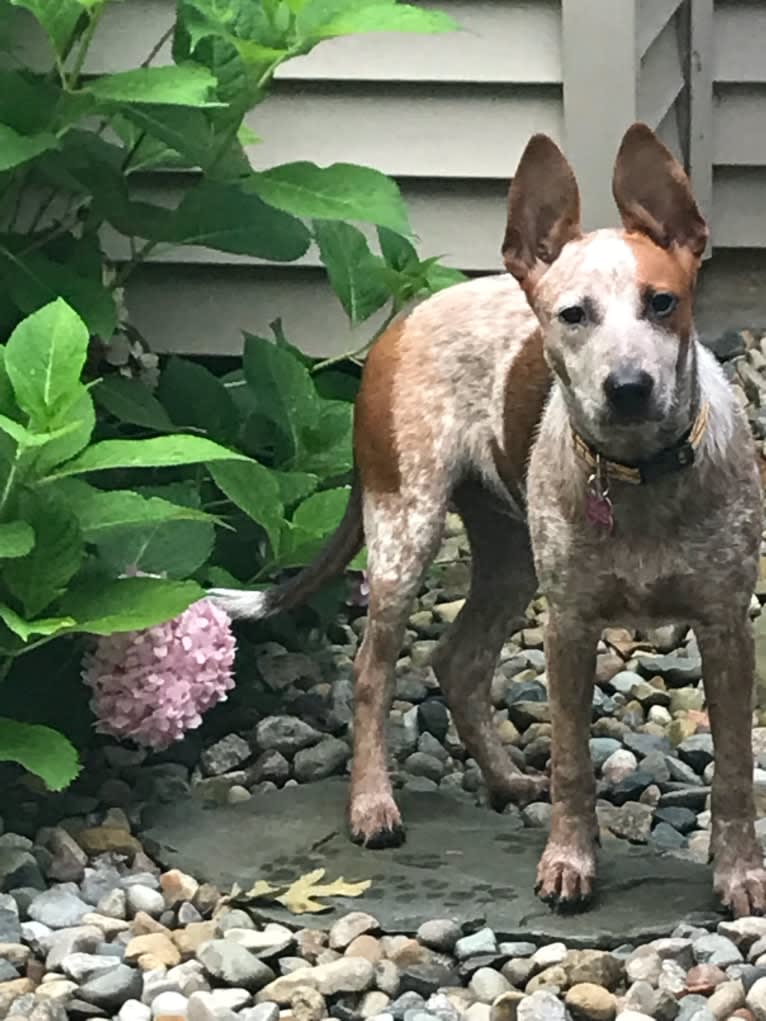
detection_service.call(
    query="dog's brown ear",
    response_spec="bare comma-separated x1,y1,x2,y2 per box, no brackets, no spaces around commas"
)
613,122,708,260
502,134,581,292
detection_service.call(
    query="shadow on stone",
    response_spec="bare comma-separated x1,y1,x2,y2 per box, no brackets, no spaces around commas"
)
141,780,720,949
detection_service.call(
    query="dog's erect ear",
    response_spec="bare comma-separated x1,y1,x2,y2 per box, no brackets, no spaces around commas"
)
502,134,581,292
613,122,708,260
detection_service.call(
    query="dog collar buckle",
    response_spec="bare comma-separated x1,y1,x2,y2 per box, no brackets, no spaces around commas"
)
585,458,614,534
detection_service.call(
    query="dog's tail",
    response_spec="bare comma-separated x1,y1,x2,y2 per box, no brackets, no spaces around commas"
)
207,475,365,620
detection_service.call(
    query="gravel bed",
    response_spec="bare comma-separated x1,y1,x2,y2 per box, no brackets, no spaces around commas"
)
4,330,766,1020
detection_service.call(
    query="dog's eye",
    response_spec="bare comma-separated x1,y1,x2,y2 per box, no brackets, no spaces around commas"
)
649,292,677,318
558,305,586,326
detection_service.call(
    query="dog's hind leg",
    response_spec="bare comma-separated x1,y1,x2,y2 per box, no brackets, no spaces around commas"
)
349,487,447,848
431,480,546,808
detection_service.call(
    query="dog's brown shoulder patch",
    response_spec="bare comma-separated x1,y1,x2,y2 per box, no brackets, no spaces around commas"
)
495,327,551,488
354,319,404,493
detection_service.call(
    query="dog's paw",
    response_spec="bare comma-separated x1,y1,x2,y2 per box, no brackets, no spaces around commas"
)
715,862,766,918
349,791,405,850
489,771,550,812
535,841,596,913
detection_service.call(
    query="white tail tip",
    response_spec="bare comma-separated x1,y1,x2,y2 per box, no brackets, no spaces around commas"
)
207,588,270,620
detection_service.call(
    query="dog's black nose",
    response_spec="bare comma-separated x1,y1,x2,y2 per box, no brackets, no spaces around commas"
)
604,368,654,418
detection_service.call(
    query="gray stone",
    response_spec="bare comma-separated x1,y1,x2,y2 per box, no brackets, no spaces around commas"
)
455,928,497,960
126,885,165,918
590,739,622,771
293,738,349,783
636,654,702,686
45,925,103,971
517,991,567,1020
0,959,18,981
81,864,123,906
693,933,743,967
46,829,88,883
78,963,143,1010
151,991,189,1017
118,1000,151,1021
747,976,766,1021
0,892,20,941
329,911,379,950
253,716,321,757
257,650,320,692
28,886,91,929
416,919,460,953
61,952,121,982
0,847,45,891
143,781,721,951
201,735,251,777
197,940,275,990
249,752,290,787
240,1005,279,1021
404,754,444,784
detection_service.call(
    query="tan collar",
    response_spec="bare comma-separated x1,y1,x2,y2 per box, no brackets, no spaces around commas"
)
571,402,709,485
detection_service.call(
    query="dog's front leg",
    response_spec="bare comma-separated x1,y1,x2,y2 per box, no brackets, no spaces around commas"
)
536,608,599,910
697,618,766,917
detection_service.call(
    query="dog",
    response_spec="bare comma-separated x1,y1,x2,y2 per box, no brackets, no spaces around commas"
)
211,123,766,917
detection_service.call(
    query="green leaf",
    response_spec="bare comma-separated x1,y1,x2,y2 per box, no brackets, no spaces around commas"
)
209,460,283,556
377,226,417,271
46,435,249,479
95,516,215,578
250,162,411,236
309,3,458,38
93,376,176,432
0,521,34,559
58,576,204,633
118,106,222,172
54,480,218,540
83,64,221,107
164,182,310,259
0,247,116,339
33,387,95,477
243,334,319,463
297,400,353,477
0,604,74,641
157,357,239,443
272,470,318,507
9,0,84,57
423,260,466,292
0,124,57,172
0,718,79,791
5,299,88,426
278,487,351,568
4,491,83,617
314,220,389,325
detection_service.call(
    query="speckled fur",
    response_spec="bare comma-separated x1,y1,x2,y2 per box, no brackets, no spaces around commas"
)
210,124,764,917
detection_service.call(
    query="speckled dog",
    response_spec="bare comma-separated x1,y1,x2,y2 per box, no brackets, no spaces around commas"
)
211,124,765,917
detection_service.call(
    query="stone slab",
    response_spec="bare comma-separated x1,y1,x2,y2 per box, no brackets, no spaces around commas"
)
142,780,721,949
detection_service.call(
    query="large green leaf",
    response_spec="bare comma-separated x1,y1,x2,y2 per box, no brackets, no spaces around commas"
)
250,162,411,236
209,459,283,555
46,435,249,479
157,357,239,442
164,182,310,259
59,576,204,633
0,718,80,791
9,0,83,57
93,376,176,432
83,64,221,107
307,3,457,38
272,470,318,508
119,106,224,172
243,333,319,463
298,400,353,477
95,516,215,578
5,299,88,426
4,491,83,617
54,480,218,540
0,248,116,339
0,521,34,559
314,220,389,325
0,124,57,172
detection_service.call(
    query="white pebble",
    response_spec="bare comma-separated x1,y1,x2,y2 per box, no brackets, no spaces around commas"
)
152,991,189,1017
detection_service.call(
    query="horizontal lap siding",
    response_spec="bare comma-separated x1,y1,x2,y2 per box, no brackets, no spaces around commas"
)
711,0,766,248
69,0,562,354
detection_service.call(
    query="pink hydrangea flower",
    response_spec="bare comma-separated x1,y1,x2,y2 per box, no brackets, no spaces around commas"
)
82,598,237,750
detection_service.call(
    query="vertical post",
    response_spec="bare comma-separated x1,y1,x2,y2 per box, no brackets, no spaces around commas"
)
561,0,639,230
688,0,714,251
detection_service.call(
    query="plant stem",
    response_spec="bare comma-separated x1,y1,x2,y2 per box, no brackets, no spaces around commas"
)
67,5,105,91
311,305,398,374
0,656,13,683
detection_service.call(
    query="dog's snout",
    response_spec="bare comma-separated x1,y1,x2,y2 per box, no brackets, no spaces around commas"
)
603,367,654,419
